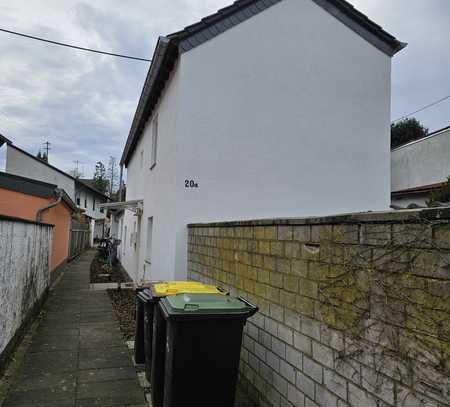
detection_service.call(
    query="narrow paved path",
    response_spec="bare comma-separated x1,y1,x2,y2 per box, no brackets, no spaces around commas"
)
2,250,147,407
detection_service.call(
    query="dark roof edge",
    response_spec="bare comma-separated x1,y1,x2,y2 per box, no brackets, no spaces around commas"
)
120,0,406,165
391,125,450,152
429,125,450,137
0,214,54,227
0,171,57,199
174,0,405,57
0,171,77,211
392,182,444,198
75,179,110,199
120,37,175,166
0,134,12,148
311,0,406,56
56,188,78,212
8,144,110,200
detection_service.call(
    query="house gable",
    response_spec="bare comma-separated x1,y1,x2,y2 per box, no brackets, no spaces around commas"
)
121,0,405,167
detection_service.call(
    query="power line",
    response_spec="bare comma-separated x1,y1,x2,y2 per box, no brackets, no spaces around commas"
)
0,28,152,62
392,94,450,123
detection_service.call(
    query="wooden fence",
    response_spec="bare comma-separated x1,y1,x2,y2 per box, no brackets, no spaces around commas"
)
69,219,91,259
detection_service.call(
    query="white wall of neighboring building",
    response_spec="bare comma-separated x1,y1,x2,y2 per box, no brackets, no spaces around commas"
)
75,186,107,220
121,0,392,282
392,127,450,192
6,146,76,200
6,144,107,241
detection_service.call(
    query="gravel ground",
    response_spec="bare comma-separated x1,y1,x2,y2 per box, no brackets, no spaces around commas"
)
107,288,136,340
90,253,131,284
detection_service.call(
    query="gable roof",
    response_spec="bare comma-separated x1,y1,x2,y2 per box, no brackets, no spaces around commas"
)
78,178,109,197
0,171,77,211
7,143,111,201
120,0,406,166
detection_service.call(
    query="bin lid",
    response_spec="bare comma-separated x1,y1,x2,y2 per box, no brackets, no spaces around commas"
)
137,290,151,302
162,293,256,316
152,281,224,297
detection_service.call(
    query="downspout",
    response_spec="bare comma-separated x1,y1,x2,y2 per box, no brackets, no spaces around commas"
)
36,191,63,222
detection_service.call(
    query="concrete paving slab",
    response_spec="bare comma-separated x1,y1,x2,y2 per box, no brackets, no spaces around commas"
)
1,251,145,407
37,325,80,336
78,347,133,370
10,372,77,392
76,379,146,404
17,350,78,376
79,337,126,350
77,367,139,383
80,313,116,323
29,335,79,353
2,386,75,407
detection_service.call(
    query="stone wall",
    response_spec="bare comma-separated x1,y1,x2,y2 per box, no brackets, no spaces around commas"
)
187,208,450,407
0,215,53,372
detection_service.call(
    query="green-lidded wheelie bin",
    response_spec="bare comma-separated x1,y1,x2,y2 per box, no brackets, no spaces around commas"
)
141,282,225,383
133,288,148,365
158,293,258,407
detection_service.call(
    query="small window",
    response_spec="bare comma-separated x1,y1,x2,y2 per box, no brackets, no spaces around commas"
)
132,221,137,249
93,198,95,211
123,226,127,255
100,207,104,214
76,197,80,206
84,197,87,208
150,116,158,169
146,217,153,264
140,150,144,169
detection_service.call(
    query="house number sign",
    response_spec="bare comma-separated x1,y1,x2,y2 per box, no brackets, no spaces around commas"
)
185,179,199,188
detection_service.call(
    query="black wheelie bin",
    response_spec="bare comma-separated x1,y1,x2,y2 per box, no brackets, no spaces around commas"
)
133,288,148,365
141,282,225,383
157,293,258,407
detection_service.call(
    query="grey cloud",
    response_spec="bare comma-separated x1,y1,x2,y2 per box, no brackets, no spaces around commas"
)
0,0,449,177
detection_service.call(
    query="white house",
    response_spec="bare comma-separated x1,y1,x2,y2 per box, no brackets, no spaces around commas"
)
115,0,405,282
391,125,450,207
3,139,110,241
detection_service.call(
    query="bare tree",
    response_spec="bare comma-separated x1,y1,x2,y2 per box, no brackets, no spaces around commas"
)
107,156,118,196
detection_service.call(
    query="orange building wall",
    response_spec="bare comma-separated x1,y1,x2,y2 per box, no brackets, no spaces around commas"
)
0,188,72,271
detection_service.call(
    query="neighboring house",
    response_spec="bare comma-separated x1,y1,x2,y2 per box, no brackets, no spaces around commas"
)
0,171,76,276
1,136,111,243
392,125,450,207
115,0,405,282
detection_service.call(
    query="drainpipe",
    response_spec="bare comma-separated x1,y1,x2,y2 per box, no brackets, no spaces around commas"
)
118,164,124,201
36,190,63,223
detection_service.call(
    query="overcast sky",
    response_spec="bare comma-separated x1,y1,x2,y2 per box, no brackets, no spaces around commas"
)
0,0,449,177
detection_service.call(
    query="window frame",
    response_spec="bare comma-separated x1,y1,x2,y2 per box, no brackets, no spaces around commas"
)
145,217,153,264
150,115,158,170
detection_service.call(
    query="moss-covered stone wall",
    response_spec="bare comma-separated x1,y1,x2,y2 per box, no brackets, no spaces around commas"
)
188,208,450,407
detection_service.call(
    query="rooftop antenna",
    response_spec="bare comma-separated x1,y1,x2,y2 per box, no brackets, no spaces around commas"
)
73,160,82,178
42,141,51,159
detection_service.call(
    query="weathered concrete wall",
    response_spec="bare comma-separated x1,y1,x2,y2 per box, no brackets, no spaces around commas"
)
188,208,450,407
392,127,450,192
0,216,52,366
